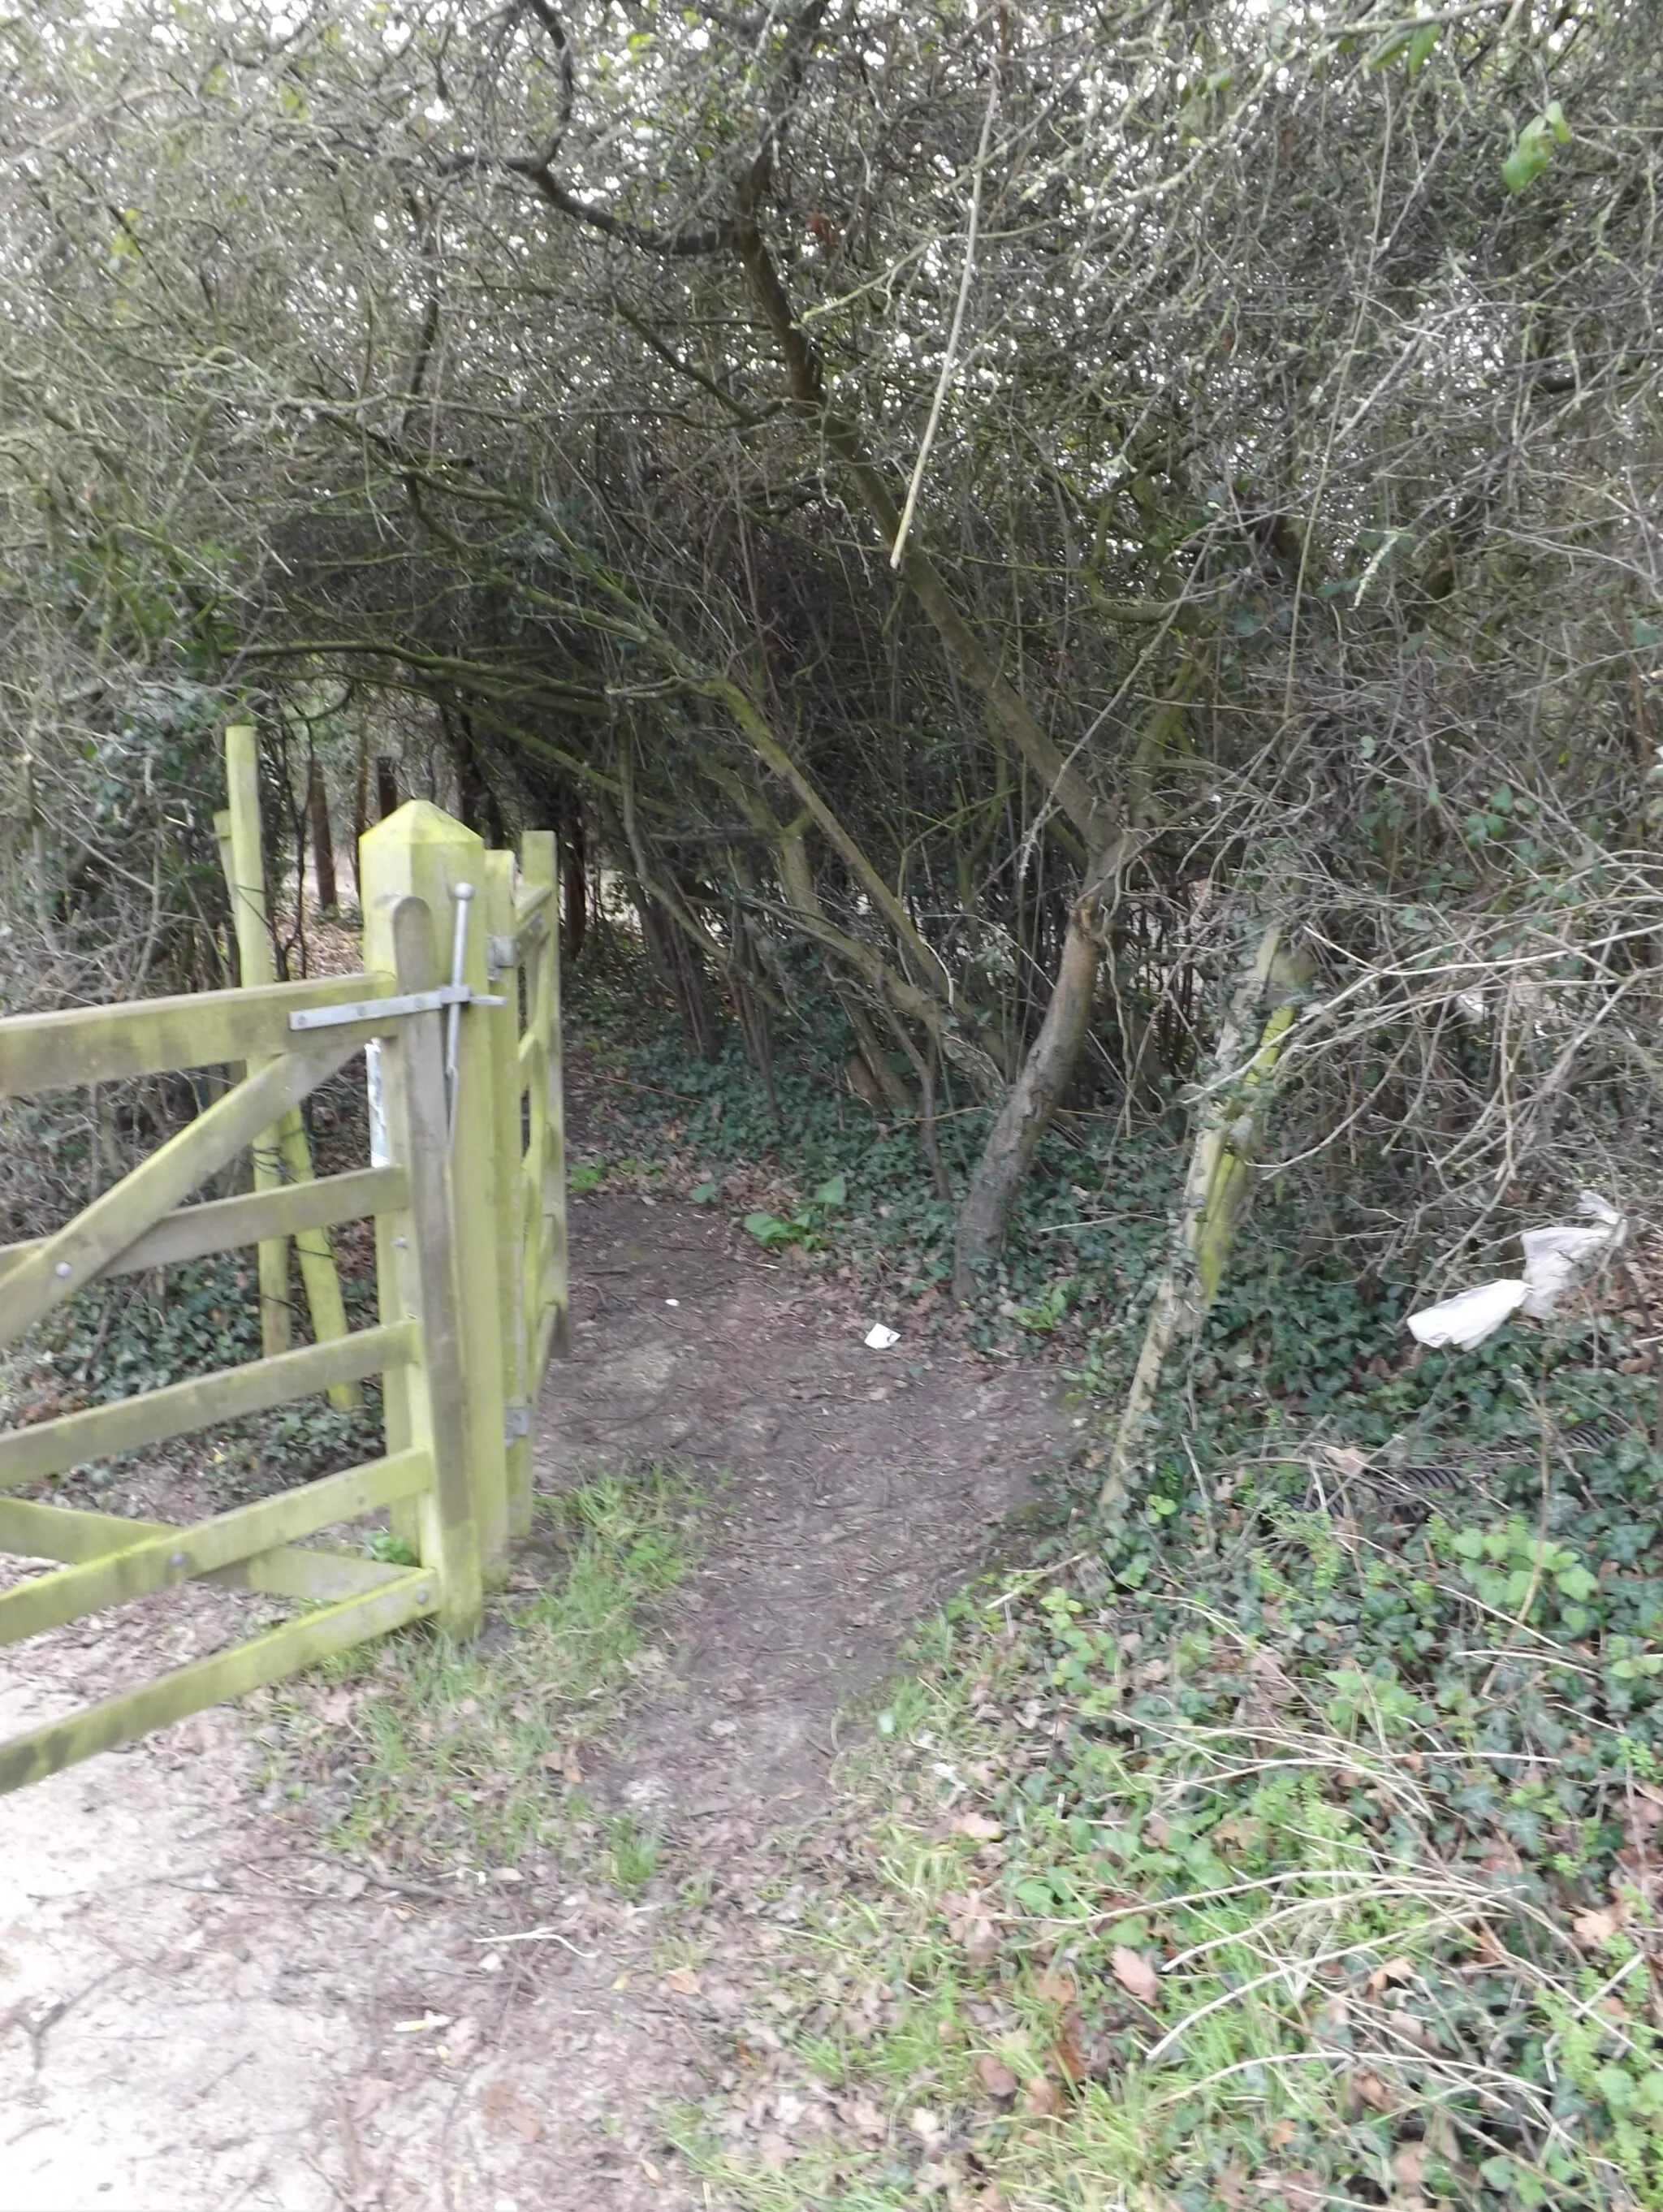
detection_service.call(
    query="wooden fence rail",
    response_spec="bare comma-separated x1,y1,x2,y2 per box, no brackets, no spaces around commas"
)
0,737,566,1798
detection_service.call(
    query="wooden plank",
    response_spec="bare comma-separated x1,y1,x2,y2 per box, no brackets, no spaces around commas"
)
0,973,395,1098
0,1497,407,1603
0,1165,405,1288
0,1037,363,1351
0,1320,417,1491
0,1448,432,1644
357,866,482,1638
0,1570,435,1796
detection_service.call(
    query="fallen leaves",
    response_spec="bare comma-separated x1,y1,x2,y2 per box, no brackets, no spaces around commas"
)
1392,2138,1428,2197
1349,2069,1397,2115
1572,1902,1630,1946
950,1812,1004,1842
839,2095,889,2141
1367,1955,1417,1995
942,1889,1002,1966
662,1964,702,1995
974,2054,1019,2102
1264,2172,1326,2210
1109,1945,1160,2005
1022,2074,1062,2118
479,2079,544,2144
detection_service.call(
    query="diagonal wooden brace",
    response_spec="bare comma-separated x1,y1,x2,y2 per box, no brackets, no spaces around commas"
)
0,1035,361,1352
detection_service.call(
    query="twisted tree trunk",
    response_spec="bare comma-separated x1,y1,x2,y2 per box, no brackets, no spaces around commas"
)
1099,925,1311,1514
952,888,1105,1299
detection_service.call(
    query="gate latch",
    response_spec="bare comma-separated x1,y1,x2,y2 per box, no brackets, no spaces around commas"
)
287,979,505,1033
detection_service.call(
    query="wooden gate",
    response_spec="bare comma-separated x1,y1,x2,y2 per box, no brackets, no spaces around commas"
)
0,766,565,1795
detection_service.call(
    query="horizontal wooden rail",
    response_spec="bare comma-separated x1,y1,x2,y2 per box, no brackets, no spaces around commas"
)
0,1165,405,1290
0,1038,364,1350
0,1497,405,1605
0,1448,432,1645
0,1320,417,1491
0,1570,436,1795
0,972,397,1098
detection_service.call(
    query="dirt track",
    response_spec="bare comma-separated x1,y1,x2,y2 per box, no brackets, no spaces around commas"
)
1,1190,1071,2211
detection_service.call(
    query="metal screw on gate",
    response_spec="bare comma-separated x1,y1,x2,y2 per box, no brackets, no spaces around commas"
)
169,1551,188,1567
54,1261,72,1277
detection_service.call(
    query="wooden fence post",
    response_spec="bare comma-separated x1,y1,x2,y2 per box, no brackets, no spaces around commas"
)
219,724,358,1406
520,832,569,1376
483,850,533,1539
357,801,509,1579
356,879,482,1639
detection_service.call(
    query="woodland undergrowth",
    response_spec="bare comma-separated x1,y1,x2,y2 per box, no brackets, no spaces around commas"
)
575,976,1663,2211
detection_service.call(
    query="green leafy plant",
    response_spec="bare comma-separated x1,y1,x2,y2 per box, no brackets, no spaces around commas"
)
675,1432,1663,2209
741,1173,850,1253
1503,101,1571,192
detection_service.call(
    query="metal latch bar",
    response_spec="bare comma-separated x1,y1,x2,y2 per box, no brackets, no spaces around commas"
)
287,983,505,1034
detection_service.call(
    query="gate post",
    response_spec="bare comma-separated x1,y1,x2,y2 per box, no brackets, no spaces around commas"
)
354,883,482,1638
483,849,532,1540
359,803,510,1581
520,832,569,1369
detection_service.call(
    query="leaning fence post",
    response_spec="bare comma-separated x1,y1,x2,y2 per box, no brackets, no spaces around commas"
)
357,879,482,1638
219,723,359,1407
356,801,510,1579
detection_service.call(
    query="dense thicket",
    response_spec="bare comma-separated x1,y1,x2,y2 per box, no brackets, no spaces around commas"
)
2,0,1660,1298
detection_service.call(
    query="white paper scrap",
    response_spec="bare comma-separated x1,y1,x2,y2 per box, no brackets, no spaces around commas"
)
864,1324,901,1350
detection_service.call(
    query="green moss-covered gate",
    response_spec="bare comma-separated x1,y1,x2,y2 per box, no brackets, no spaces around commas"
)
0,732,566,1794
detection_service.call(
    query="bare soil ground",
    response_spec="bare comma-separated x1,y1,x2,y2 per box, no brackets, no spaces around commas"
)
1,1192,1073,2212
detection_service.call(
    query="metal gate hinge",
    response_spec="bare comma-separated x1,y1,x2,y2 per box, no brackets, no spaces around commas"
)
288,982,505,1033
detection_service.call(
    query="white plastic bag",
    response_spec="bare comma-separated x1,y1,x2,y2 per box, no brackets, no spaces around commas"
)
1406,1279,1529,1350
1407,1191,1625,1349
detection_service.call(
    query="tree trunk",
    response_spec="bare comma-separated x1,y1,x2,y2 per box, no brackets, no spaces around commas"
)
1099,925,1311,1514
375,755,400,821
306,756,337,914
952,891,1104,1300
351,731,369,905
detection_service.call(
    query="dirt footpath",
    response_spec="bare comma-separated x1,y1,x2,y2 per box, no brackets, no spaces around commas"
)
1,1193,1073,2212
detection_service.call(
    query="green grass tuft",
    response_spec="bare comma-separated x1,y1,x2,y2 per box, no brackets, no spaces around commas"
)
266,1464,706,1881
